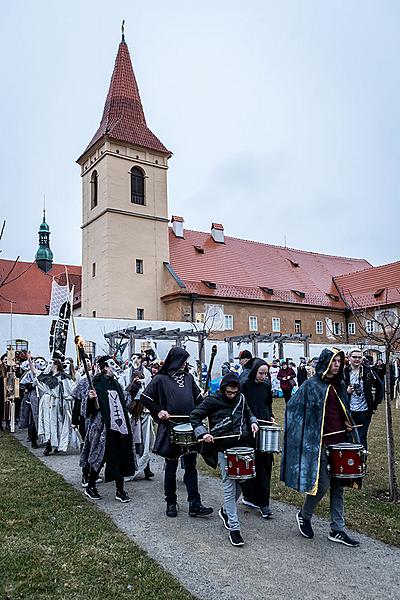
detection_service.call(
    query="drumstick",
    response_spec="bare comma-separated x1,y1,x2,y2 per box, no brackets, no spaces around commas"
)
198,434,240,442
323,424,363,437
169,415,189,418
257,419,276,425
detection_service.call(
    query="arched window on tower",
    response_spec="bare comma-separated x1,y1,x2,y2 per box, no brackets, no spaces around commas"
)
90,170,98,209
130,167,145,205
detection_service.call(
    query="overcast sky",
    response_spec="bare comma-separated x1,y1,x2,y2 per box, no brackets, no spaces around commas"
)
1,1,399,267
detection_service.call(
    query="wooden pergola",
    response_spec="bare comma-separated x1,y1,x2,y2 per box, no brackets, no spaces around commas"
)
224,332,312,361
104,326,204,359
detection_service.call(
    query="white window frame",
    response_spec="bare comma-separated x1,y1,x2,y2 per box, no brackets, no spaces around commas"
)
195,313,205,324
316,320,323,335
348,322,356,335
272,317,281,332
224,314,234,330
365,320,375,334
294,319,302,334
249,316,258,331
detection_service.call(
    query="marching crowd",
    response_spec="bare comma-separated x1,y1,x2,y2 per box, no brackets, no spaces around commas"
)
0,344,396,547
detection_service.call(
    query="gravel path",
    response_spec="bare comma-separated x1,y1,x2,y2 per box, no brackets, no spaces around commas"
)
15,431,400,600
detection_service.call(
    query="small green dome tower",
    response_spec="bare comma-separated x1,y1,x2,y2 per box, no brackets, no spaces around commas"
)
35,209,53,272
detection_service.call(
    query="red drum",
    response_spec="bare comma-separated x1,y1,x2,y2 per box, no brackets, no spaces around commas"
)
326,443,368,479
224,447,256,480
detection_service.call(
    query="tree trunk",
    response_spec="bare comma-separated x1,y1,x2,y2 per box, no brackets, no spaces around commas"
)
384,360,400,502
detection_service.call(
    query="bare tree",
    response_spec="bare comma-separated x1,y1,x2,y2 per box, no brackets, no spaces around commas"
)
185,304,223,387
334,286,400,502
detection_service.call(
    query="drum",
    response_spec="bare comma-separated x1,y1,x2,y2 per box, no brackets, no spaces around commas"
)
224,447,256,479
170,423,197,447
326,443,368,479
257,425,282,453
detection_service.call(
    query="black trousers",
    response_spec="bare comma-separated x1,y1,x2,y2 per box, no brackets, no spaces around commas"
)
240,451,273,508
88,467,124,493
164,452,201,505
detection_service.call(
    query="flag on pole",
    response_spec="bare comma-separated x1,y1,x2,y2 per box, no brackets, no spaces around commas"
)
49,278,70,317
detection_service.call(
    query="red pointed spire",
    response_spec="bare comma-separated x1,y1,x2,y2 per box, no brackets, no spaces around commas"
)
82,37,170,156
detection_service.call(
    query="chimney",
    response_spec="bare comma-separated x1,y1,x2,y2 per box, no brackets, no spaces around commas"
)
211,222,224,243
171,215,184,238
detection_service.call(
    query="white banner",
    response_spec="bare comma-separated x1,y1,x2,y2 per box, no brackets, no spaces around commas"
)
49,278,70,317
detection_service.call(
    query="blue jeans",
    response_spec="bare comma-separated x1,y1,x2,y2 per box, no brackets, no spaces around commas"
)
301,451,344,531
218,452,242,531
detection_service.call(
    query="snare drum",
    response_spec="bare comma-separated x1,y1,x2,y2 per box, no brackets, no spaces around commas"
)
257,425,282,453
170,423,197,447
326,442,367,479
224,447,256,479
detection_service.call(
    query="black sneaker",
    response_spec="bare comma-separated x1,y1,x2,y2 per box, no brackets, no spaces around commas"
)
166,502,178,517
328,530,359,547
81,476,89,488
260,506,273,519
218,507,230,530
85,486,102,500
115,490,131,503
296,511,314,539
189,504,213,517
229,530,244,547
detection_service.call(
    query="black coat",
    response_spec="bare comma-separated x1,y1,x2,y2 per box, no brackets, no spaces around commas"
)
141,347,203,459
241,358,273,422
190,372,257,454
344,364,383,412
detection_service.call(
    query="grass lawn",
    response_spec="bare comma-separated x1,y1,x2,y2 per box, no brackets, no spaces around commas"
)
0,435,196,600
201,398,400,547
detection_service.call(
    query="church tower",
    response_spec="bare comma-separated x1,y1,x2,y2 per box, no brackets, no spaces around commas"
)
77,28,171,319
35,209,53,273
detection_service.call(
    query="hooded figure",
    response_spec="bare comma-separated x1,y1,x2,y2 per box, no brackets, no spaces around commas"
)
140,347,212,518
190,372,258,546
140,347,202,457
281,348,361,547
240,359,274,517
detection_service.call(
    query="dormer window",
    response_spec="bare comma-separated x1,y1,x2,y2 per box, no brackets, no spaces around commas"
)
202,280,217,289
131,167,145,205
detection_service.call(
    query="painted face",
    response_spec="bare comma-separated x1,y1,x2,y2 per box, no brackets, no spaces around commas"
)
106,359,121,376
349,352,362,368
34,358,47,371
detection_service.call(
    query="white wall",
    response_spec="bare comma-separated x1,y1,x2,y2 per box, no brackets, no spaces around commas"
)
0,313,383,379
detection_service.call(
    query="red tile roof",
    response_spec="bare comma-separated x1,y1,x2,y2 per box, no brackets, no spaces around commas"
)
0,260,81,315
80,39,170,159
167,229,371,308
334,261,400,308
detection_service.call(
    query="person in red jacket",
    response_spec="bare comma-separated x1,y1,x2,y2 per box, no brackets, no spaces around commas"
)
277,361,296,403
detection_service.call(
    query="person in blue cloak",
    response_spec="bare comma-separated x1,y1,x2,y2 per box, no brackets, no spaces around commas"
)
280,347,361,547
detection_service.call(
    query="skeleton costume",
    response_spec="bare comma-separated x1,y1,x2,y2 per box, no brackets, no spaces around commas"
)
80,357,135,493
119,357,154,475
20,358,47,447
36,367,74,453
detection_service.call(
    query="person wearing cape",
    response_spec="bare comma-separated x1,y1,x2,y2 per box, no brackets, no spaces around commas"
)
140,347,213,518
280,347,361,547
80,356,135,503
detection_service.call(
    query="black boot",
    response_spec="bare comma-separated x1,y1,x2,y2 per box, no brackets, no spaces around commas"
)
144,462,154,480
43,441,52,456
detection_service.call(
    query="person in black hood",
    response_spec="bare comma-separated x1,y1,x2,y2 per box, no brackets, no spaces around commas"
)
281,348,360,547
141,347,213,519
190,372,259,547
240,359,274,518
